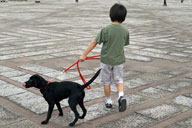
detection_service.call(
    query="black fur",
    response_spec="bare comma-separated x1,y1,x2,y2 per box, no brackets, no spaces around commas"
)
23,69,101,126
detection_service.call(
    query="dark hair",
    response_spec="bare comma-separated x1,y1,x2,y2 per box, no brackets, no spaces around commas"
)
109,3,127,23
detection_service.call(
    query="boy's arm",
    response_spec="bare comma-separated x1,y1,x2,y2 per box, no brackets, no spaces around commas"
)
79,40,98,61
125,32,129,46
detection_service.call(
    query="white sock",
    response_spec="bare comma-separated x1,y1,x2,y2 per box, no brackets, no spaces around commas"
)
106,97,112,104
118,92,124,99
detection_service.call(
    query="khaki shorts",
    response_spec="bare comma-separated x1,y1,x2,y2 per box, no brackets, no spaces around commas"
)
100,63,124,85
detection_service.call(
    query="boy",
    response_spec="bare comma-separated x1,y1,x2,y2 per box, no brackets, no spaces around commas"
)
79,3,129,112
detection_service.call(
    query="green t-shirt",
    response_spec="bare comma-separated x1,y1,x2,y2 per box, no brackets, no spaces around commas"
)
95,24,129,65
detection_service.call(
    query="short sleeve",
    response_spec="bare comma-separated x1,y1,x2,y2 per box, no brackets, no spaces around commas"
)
95,29,104,44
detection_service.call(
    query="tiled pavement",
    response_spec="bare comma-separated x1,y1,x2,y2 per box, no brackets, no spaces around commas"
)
0,0,192,127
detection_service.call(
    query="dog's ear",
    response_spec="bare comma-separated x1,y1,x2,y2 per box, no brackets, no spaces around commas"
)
28,74,41,87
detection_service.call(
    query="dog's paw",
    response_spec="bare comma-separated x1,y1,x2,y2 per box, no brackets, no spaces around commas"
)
69,122,75,126
41,120,48,125
59,113,63,116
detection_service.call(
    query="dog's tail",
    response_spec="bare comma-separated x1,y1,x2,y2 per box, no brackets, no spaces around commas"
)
81,69,101,90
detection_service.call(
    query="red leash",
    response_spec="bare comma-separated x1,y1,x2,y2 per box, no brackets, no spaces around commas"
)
64,55,100,90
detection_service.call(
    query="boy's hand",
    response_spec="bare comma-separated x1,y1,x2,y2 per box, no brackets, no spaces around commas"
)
79,40,98,62
79,55,86,62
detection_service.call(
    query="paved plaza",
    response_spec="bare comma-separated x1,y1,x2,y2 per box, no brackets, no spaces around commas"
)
0,0,192,127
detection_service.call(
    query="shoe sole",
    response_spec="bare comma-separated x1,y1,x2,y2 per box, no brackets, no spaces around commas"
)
119,99,127,112
105,104,112,111
105,107,112,111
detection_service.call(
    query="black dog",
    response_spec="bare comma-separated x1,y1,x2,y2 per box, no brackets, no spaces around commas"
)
22,69,101,126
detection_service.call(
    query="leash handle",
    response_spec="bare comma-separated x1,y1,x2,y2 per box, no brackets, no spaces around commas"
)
64,55,100,90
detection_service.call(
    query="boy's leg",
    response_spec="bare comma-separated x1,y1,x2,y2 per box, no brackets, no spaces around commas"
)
113,64,127,112
104,85,112,109
104,85,111,97
101,63,113,110
113,64,124,99
116,83,124,98
116,83,126,112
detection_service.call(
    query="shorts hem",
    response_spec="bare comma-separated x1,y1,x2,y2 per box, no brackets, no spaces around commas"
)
101,82,111,86
113,81,123,85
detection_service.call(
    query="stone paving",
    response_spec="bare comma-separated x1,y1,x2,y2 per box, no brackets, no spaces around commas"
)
0,0,192,127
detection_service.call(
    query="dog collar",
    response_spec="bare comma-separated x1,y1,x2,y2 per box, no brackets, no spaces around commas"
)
40,81,51,91
47,81,51,85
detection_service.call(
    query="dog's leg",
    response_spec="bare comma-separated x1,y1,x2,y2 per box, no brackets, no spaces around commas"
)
41,103,54,124
68,99,79,126
79,103,87,119
56,102,63,116
69,105,79,126
78,95,87,119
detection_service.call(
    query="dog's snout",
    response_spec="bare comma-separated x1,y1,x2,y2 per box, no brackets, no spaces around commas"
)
22,82,26,87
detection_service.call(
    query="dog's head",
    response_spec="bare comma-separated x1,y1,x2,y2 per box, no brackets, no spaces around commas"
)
22,74,46,89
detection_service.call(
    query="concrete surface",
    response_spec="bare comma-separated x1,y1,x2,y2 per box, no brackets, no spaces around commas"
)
0,0,192,127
